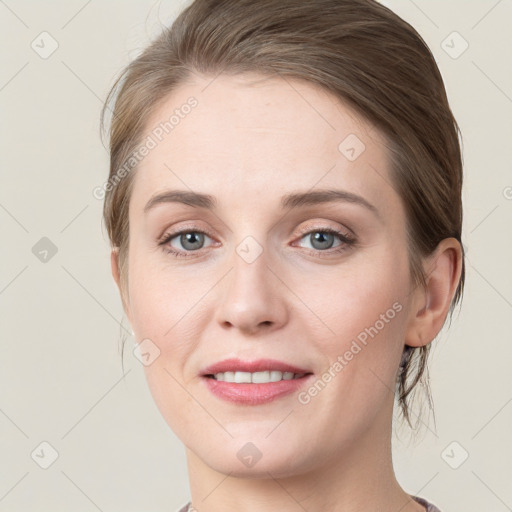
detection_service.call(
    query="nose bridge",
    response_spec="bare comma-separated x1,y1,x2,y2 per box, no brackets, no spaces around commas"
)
214,233,288,333
232,235,270,295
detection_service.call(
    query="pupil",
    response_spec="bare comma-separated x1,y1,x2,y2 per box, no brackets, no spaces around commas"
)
182,232,203,250
312,232,334,249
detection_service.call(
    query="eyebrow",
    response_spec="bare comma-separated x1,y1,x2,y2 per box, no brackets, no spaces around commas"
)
143,188,380,218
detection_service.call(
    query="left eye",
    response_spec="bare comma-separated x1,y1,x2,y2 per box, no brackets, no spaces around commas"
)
297,230,348,251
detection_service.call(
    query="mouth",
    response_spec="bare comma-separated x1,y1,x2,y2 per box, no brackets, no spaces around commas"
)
200,358,313,405
205,370,309,383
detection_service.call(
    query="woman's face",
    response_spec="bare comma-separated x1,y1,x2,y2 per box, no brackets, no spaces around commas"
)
120,73,421,477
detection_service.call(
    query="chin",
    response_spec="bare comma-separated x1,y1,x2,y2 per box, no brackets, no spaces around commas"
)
205,455,301,479
191,436,315,479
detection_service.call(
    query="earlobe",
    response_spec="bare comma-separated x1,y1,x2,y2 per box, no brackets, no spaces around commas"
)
405,238,462,348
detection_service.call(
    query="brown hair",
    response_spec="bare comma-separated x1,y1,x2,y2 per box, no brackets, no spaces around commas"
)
101,0,465,427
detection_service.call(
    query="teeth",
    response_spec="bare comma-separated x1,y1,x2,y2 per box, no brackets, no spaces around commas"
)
235,371,251,383
212,371,303,383
252,371,270,383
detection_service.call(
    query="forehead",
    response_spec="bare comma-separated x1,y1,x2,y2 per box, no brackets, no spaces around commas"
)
131,72,399,219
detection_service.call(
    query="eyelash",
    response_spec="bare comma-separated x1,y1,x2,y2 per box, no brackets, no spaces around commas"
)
157,226,356,259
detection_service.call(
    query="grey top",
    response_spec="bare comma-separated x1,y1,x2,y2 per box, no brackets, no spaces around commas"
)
413,495,442,511
177,495,441,511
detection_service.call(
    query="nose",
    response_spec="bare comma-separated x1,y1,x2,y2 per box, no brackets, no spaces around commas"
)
214,244,289,336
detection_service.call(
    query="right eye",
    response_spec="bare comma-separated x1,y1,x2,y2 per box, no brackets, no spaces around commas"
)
159,229,215,257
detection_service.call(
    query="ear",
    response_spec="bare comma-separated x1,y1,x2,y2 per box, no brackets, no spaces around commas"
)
111,248,132,324
404,237,463,348
111,247,121,289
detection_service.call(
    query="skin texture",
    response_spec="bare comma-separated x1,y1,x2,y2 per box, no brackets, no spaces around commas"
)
111,72,462,511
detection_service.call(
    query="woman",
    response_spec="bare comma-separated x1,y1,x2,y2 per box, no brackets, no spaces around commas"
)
101,0,464,510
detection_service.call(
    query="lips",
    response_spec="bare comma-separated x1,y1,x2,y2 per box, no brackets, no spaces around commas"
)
200,358,314,405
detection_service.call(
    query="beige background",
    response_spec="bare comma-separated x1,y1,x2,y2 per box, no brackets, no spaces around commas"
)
1,0,511,510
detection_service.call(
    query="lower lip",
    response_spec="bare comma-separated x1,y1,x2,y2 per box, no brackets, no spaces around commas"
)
202,375,313,405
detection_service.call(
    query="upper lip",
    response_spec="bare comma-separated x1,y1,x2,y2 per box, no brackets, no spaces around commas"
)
201,358,312,376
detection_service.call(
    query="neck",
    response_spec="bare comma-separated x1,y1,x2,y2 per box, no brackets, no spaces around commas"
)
185,398,424,512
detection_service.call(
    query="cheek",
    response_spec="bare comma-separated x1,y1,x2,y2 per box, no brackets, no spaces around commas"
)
127,247,215,396
308,254,408,343
305,252,409,393
142,360,207,445
128,253,208,436
127,245,204,337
